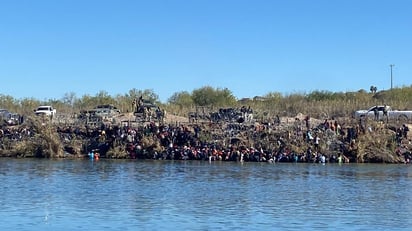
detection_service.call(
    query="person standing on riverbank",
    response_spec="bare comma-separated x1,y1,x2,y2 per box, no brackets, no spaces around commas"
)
374,106,379,121
304,116,310,131
403,124,409,139
314,134,320,151
383,105,389,123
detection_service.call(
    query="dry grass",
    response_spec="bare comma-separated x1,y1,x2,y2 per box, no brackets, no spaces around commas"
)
106,144,129,159
19,117,65,158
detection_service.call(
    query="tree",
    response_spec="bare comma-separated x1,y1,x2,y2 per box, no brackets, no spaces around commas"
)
216,88,237,106
127,88,159,104
95,90,115,105
20,97,41,114
192,86,216,106
192,86,236,106
60,92,77,113
74,94,94,110
0,94,19,112
139,89,160,104
62,92,77,107
168,91,193,107
370,86,378,94
114,94,131,113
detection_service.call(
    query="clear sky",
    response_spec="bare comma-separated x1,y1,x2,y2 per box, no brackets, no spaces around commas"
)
1,0,411,103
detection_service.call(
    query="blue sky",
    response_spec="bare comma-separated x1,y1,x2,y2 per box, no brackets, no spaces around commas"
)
1,0,411,103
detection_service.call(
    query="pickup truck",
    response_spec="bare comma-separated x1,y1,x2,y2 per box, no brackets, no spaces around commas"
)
35,106,57,118
354,105,412,122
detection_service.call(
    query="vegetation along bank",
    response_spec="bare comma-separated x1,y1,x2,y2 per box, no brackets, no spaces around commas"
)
1,86,412,163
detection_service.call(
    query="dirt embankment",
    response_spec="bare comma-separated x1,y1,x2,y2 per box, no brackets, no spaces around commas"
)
1,112,411,163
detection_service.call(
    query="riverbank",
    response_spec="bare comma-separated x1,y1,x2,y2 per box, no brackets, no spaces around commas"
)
0,113,411,163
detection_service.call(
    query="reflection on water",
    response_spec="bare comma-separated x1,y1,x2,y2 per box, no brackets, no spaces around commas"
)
0,159,411,231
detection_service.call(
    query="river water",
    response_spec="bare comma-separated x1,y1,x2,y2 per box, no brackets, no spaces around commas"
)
0,159,411,231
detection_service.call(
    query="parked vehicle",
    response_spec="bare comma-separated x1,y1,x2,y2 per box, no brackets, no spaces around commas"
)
0,109,10,117
354,105,412,122
0,109,22,125
5,113,22,126
95,104,121,113
80,104,120,118
35,106,57,118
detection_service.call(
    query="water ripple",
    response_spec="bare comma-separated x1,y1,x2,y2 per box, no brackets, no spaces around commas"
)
0,160,411,230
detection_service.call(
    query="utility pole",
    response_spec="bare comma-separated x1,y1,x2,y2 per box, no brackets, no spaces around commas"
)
390,64,395,90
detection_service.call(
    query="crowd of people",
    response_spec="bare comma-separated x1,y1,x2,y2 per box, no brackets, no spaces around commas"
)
81,120,344,163
72,113,411,163
1,111,411,163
